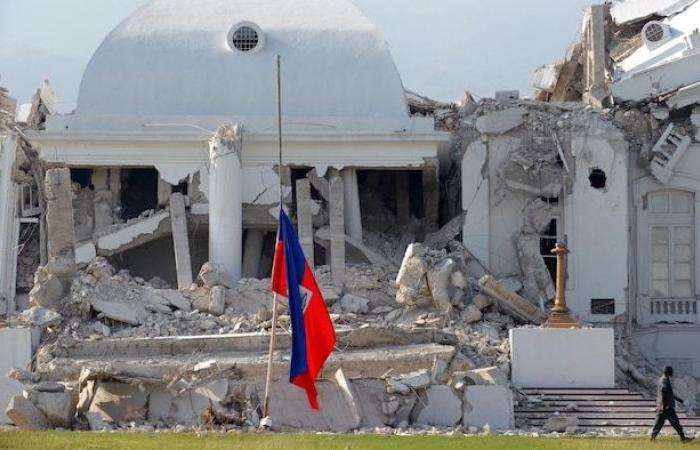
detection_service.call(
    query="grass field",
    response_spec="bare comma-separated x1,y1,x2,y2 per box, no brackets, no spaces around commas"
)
0,432,696,450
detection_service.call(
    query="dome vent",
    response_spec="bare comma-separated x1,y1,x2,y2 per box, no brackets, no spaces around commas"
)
227,22,264,54
642,21,671,49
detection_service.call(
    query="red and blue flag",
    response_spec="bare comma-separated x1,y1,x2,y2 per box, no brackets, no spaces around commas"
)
271,210,336,410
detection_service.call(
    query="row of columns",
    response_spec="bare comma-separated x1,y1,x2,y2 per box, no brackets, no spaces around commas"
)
207,126,439,288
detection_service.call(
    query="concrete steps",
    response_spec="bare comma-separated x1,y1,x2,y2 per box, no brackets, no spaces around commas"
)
516,387,700,432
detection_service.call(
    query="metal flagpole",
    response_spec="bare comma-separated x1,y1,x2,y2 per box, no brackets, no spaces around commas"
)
262,54,283,426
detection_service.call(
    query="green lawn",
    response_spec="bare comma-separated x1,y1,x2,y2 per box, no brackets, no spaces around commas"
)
0,432,696,450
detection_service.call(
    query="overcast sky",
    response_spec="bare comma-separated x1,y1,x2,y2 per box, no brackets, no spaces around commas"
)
0,0,594,110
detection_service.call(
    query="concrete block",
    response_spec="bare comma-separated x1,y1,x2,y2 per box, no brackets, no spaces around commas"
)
88,382,148,422
263,379,357,432
27,390,75,428
415,385,462,427
5,395,48,430
462,385,514,431
350,379,385,428
510,328,615,388
0,328,33,424
209,286,226,316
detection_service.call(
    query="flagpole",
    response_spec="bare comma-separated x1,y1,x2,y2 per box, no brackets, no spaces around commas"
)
262,55,283,426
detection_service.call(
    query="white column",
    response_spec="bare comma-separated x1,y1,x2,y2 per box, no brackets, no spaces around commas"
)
341,168,362,242
0,137,19,314
209,125,243,287
242,229,265,279
329,171,346,288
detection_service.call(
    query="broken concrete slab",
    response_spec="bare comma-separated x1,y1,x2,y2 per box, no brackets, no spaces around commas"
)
144,289,191,312
5,395,48,430
96,211,171,256
393,371,431,390
169,193,193,289
414,385,462,427
476,107,527,135
462,385,514,431
90,298,146,326
467,366,510,386
88,382,148,423
479,276,547,324
426,258,456,315
45,343,456,384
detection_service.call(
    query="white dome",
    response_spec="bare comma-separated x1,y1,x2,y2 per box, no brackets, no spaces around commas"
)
77,0,409,121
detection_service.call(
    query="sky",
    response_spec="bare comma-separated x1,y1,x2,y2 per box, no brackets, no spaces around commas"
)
0,0,594,110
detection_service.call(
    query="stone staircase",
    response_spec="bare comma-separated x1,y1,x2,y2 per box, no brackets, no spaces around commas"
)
516,387,700,433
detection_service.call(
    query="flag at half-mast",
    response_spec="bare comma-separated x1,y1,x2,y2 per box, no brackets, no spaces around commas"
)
271,209,336,410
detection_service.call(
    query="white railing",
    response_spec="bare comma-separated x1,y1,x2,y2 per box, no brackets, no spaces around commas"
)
647,298,699,324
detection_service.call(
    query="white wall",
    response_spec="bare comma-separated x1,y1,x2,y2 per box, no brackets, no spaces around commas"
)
510,328,615,388
462,135,527,278
565,132,629,323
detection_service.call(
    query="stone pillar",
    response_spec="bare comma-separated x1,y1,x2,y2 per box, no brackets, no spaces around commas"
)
329,170,345,288
296,178,315,267
422,160,439,233
395,171,410,225
209,125,243,287
45,168,75,260
583,5,608,107
170,193,193,289
242,229,265,279
341,168,362,242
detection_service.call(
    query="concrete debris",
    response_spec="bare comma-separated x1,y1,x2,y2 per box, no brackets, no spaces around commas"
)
543,415,579,433
475,107,527,135
27,388,75,428
479,276,547,324
340,294,370,315
17,306,61,328
5,395,48,430
463,385,514,431
414,385,462,427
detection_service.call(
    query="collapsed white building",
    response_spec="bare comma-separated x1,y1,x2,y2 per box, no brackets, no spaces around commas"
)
1,0,700,435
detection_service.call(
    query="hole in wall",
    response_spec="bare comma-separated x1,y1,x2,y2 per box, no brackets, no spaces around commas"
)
589,168,607,190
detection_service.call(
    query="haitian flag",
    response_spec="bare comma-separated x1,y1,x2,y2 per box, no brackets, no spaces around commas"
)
271,210,336,410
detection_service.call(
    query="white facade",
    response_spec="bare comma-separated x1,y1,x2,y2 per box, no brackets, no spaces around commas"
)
26,0,447,291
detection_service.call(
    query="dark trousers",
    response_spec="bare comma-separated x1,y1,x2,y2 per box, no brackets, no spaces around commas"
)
652,410,686,439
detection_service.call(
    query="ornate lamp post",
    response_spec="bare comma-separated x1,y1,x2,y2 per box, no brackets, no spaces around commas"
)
543,243,579,329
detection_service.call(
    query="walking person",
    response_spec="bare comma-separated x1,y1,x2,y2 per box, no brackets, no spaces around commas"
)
651,366,694,442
